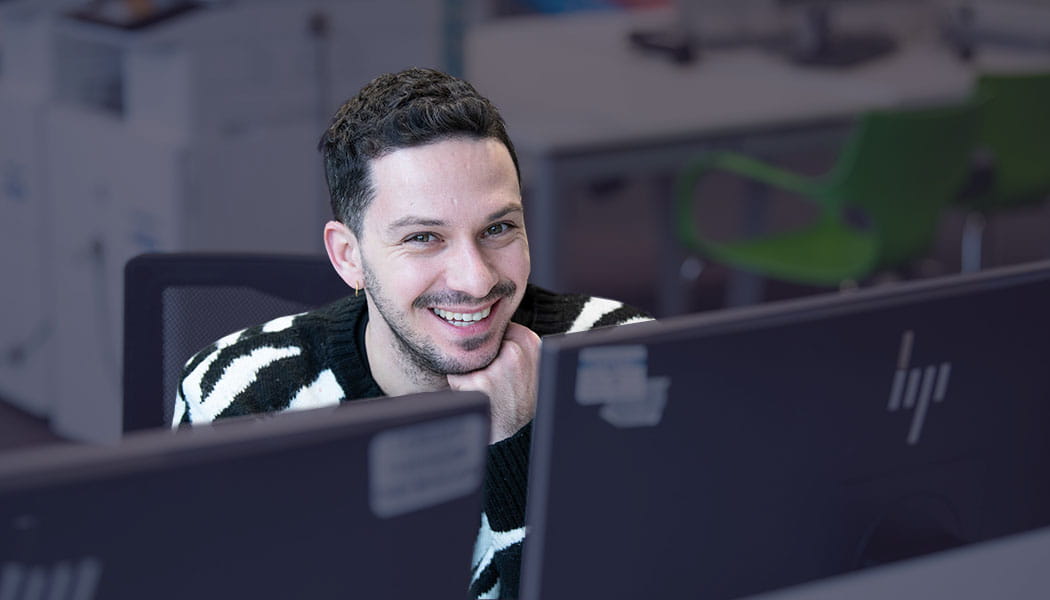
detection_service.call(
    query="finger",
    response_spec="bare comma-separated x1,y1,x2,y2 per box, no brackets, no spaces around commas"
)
502,323,541,361
446,370,484,388
503,322,541,347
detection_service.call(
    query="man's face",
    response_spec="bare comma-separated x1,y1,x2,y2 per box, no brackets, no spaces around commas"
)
357,137,530,376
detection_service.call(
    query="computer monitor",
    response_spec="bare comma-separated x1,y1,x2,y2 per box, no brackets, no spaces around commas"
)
0,391,489,599
521,260,1050,600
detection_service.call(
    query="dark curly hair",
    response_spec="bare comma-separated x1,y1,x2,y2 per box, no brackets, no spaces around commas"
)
318,68,520,237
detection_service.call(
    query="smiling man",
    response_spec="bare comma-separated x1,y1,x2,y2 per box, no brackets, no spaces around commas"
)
335,136,536,438
173,68,650,599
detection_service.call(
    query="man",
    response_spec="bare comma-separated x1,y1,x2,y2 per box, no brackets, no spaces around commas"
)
173,68,650,598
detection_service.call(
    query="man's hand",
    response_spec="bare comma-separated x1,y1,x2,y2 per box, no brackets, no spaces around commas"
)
447,323,540,444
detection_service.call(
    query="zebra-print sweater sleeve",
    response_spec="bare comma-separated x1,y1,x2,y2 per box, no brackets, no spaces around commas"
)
172,311,342,428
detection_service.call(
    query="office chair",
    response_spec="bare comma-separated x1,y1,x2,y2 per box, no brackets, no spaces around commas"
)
674,99,981,301
123,252,350,433
956,71,1050,272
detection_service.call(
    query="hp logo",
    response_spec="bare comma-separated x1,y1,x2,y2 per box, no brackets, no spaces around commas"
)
887,330,951,445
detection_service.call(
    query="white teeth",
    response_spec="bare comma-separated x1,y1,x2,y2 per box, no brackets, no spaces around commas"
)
433,306,491,325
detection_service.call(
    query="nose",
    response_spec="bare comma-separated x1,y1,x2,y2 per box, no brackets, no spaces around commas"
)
444,240,499,300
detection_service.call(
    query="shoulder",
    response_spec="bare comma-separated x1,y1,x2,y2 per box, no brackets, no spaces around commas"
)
515,284,652,336
174,298,362,426
181,311,311,375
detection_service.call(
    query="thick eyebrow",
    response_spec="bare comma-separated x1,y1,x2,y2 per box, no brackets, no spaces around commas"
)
485,204,523,223
387,216,447,234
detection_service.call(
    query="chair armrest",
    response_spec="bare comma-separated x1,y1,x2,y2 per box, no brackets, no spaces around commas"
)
674,151,827,252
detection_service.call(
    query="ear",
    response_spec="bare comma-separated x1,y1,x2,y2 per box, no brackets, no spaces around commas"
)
323,220,364,291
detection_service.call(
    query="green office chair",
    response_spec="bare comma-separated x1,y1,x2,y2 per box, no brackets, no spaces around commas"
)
675,100,981,296
956,71,1050,272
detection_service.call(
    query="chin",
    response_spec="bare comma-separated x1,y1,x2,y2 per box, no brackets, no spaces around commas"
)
443,342,501,375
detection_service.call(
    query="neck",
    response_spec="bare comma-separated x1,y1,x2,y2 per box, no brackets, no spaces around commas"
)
364,311,448,396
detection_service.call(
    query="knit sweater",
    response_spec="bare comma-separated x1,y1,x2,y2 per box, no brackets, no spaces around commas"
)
173,284,650,598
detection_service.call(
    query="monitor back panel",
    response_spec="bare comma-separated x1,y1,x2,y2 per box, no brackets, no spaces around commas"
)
523,261,1050,600
0,391,489,599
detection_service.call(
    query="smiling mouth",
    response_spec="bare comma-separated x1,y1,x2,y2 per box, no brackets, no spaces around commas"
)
431,305,493,327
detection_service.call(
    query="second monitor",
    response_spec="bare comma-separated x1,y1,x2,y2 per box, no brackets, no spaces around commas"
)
1,391,490,599
522,260,1050,599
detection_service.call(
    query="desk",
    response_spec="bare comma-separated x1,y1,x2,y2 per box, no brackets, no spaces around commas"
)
465,4,1050,315
744,525,1050,599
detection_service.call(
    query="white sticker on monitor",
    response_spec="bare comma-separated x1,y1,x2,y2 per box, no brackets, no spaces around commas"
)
575,345,648,406
1,557,103,600
599,376,671,428
369,414,486,519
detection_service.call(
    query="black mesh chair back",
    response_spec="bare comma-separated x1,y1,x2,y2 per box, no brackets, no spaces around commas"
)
123,253,350,432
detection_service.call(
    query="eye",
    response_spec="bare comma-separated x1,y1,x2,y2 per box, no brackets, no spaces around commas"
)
483,223,513,237
405,232,438,244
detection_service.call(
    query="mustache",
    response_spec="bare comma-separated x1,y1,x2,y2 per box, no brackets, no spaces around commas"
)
413,280,517,309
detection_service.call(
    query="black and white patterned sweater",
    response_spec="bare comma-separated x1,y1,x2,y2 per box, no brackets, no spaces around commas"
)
173,284,650,599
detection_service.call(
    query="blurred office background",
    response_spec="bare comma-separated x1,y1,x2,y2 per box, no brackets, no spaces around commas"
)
1,0,1049,443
